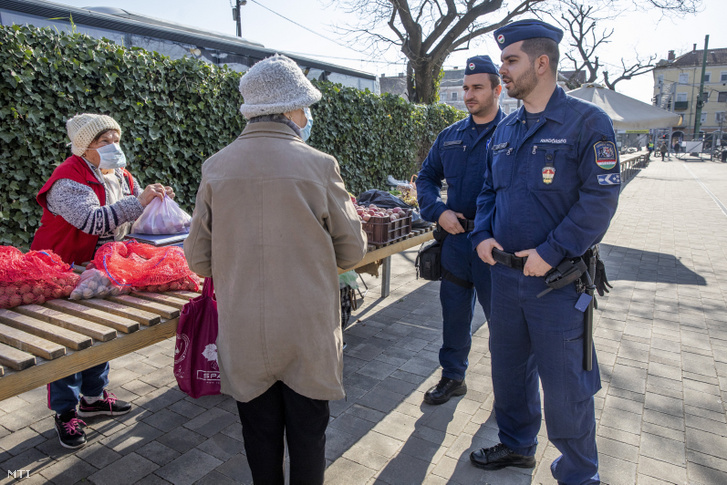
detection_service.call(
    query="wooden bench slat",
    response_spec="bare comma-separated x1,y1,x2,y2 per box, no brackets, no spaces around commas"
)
0,323,66,360
43,300,139,334
164,290,200,301
0,309,93,351
129,291,188,310
76,298,161,326
0,342,36,371
0,317,179,400
106,295,179,319
12,304,117,342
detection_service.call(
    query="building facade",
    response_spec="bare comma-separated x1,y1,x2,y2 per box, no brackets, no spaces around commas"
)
652,45,727,144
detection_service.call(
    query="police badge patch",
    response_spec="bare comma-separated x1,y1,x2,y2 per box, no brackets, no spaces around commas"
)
542,166,555,184
593,141,617,170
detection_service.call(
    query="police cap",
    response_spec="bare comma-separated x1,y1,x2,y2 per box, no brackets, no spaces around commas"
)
493,19,564,50
464,55,499,76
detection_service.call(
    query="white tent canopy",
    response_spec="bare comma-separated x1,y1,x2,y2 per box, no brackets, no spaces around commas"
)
566,83,681,131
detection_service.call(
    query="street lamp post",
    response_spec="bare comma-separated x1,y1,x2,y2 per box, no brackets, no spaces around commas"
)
693,35,709,140
232,0,247,38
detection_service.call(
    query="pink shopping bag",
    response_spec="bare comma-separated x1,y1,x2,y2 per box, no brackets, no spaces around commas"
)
173,278,221,398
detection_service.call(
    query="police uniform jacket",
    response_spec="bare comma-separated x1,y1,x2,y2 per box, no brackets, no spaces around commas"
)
417,109,506,222
470,87,620,267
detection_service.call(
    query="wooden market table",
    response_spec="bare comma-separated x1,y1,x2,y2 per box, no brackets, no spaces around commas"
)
0,226,433,401
0,289,197,401
340,225,434,298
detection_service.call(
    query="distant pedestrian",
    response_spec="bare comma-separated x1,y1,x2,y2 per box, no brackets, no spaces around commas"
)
660,142,668,161
647,139,654,159
673,140,680,154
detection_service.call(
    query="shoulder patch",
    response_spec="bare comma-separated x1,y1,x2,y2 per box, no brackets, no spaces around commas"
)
593,141,617,170
597,173,621,185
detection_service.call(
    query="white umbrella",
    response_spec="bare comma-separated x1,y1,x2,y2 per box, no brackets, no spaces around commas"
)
566,83,681,130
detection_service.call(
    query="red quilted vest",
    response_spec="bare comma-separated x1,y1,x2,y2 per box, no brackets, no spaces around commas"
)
31,155,133,265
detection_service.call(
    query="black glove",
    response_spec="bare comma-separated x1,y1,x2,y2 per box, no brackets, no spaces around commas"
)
594,258,613,297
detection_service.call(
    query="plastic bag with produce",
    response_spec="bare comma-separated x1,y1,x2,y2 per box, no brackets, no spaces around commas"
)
131,195,191,235
69,268,131,300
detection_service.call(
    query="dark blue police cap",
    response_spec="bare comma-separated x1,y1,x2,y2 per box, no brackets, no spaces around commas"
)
464,55,499,76
493,19,564,50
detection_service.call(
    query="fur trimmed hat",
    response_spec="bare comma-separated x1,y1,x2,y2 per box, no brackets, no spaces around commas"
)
66,114,121,156
239,54,322,119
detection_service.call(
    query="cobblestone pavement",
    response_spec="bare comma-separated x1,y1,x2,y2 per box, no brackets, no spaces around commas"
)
0,156,726,484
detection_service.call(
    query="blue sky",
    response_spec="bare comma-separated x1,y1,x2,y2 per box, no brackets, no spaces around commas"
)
54,0,724,103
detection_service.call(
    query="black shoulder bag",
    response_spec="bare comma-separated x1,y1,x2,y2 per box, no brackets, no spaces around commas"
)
415,226,448,281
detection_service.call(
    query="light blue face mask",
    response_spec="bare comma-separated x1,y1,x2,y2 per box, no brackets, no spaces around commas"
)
96,142,127,169
301,107,313,142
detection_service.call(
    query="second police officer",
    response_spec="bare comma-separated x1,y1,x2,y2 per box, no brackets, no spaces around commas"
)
416,56,505,405
468,20,620,484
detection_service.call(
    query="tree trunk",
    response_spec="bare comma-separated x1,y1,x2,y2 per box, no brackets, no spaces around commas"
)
408,59,440,105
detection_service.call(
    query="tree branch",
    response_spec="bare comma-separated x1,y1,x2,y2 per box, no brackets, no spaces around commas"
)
604,54,656,89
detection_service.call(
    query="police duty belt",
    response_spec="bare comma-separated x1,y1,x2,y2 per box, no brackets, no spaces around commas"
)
492,247,527,271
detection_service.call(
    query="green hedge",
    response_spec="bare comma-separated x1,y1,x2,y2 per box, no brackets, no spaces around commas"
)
0,24,464,249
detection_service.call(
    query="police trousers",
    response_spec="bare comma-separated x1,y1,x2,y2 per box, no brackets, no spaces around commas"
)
438,232,492,380
489,264,601,485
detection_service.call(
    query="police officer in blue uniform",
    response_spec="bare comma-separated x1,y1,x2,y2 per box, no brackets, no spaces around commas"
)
417,56,505,405
468,20,620,484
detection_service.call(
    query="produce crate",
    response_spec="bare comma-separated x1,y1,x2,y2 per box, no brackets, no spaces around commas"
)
363,210,412,245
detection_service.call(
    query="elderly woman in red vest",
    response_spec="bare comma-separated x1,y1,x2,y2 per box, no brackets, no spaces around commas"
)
31,113,172,450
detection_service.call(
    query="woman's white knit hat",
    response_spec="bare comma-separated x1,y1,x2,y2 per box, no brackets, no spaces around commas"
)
239,54,322,119
66,114,121,156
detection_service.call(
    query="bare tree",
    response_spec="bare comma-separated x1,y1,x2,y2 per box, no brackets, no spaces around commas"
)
632,0,701,13
602,56,657,90
338,0,547,104
338,0,702,103
554,1,657,90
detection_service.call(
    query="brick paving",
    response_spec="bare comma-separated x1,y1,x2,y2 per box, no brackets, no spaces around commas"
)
0,156,726,484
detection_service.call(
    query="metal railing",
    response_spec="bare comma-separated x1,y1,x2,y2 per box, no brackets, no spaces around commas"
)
620,150,649,189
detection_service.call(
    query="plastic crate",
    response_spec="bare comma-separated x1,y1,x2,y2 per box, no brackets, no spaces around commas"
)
362,209,412,245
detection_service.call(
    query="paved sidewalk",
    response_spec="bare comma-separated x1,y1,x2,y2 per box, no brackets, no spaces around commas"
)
0,157,726,484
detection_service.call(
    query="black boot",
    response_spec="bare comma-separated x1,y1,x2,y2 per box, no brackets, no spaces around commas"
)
470,443,536,470
423,377,466,405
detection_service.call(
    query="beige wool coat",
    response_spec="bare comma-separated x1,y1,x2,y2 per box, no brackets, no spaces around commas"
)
184,121,367,403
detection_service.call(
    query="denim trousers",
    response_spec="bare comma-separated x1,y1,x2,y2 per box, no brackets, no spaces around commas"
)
48,361,110,414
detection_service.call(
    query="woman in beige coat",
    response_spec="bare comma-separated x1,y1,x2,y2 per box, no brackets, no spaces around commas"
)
184,54,367,485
